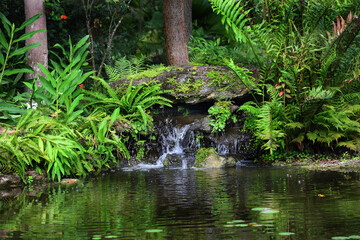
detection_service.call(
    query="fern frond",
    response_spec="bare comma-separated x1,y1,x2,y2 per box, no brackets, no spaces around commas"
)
209,0,250,43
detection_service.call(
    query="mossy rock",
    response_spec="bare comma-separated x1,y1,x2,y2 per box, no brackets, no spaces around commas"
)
195,147,236,168
109,65,259,104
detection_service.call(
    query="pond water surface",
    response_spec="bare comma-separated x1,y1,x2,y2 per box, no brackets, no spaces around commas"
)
0,167,359,239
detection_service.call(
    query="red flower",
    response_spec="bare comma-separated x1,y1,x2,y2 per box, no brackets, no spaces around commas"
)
79,84,84,89
61,15,68,20
279,91,284,97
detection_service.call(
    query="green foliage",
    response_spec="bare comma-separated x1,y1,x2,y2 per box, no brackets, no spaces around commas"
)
208,0,250,44
86,77,172,135
26,36,94,125
0,12,45,86
210,0,360,155
0,34,132,182
105,56,147,81
195,147,217,167
126,65,173,80
0,12,46,123
0,110,88,182
208,100,236,133
206,69,238,90
189,36,233,65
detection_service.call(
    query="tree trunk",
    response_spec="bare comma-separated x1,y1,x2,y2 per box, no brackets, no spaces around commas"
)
24,0,48,88
184,0,192,42
163,0,189,66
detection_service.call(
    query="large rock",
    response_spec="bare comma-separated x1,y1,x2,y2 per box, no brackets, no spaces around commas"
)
194,148,236,168
109,65,259,104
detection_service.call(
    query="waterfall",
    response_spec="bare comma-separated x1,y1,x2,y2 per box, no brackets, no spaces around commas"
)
123,112,254,170
156,119,196,169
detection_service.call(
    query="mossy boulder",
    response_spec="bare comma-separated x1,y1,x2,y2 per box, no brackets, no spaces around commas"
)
195,147,236,168
109,65,259,104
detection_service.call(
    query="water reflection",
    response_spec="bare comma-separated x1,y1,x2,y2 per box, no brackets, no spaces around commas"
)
0,167,359,239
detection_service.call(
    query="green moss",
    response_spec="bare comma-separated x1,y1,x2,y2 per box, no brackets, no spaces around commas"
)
167,77,204,97
163,158,169,167
206,70,237,89
195,148,217,167
127,65,174,80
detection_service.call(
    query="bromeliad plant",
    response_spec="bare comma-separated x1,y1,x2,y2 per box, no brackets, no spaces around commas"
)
209,0,360,155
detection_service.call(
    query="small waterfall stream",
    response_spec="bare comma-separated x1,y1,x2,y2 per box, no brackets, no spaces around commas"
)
156,119,198,169
125,110,255,170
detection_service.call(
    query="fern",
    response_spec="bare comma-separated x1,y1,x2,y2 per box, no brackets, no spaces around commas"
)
105,56,147,82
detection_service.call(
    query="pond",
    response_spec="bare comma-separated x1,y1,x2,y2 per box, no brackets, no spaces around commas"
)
0,167,359,239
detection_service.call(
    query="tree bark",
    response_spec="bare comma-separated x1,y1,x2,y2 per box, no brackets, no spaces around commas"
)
24,0,48,88
184,0,192,42
163,0,189,66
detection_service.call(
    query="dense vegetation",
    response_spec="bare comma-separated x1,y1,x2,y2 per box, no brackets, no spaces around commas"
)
0,0,359,182
208,0,360,160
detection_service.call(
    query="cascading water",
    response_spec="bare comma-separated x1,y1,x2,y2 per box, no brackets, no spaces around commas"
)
124,111,255,170
156,119,198,169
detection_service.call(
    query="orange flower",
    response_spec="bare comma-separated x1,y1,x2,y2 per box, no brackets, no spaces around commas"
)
79,84,84,89
61,15,68,20
279,91,284,97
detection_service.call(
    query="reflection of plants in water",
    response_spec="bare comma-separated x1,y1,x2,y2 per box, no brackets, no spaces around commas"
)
1,170,360,239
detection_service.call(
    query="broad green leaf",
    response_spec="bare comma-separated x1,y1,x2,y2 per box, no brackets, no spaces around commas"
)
0,12,11,36
59,69,81,91
13,29,46,43
110,108,120,125
0,29,8,49
73,35,89,54
15,13,42,32
3,68,33,76
32,124,45,135
279,232,295,236
67,110,83,123
235,224,248,227
145,229,163,233
16,109,33,129
9,43,42,58
251,207,267,211
68,94,84,114
39,75,57,96
46,140,54,161
38,63,57,89
38,138,44,152
0,50,4,65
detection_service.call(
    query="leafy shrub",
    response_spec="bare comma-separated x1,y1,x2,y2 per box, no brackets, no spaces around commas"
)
208,100,236,133
209,0,360,156
0,12,45,123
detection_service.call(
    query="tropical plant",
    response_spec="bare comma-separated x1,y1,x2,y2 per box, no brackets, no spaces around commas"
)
0,110,89,182
188,36,232,65
25,35,94,124
209,0,360,155
0,12,45,123
208,100,237,133
85,77,172,135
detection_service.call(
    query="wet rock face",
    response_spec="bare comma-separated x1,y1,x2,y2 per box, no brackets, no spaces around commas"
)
143,108,256,167
109,65,259,105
